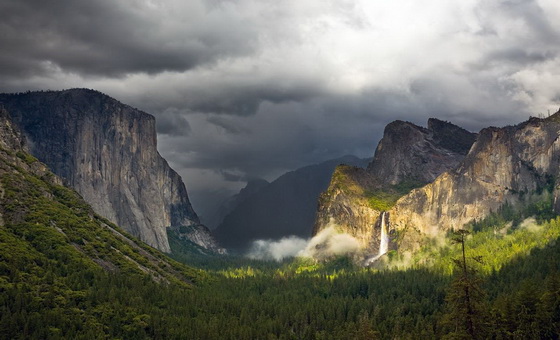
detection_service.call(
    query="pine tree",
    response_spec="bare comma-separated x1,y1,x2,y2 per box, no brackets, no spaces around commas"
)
353,311,380,340
442,230,489,339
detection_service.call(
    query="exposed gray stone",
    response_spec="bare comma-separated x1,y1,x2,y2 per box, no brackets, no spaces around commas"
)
314,118,477,255
0,89,223,253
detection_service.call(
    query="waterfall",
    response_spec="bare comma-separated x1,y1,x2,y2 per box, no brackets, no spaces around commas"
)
378,212,389,255
365,212,389,265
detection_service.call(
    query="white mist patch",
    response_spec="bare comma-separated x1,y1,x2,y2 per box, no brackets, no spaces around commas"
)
247,236,308,261
300,226,360,259
519,217,540,233
246,224,360,261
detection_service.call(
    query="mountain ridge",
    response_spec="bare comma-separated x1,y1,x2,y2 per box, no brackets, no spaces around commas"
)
390,111,560,252
214,155,370,251
314,112,560,261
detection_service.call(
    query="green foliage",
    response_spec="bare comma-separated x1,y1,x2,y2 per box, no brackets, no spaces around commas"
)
15,150,38,165
2,149,560,338
391,178,424,195
470,198,555,232
441,231,490,339
366,179,424,211
406,216,560,276
0,148,206,339
366,190,402,211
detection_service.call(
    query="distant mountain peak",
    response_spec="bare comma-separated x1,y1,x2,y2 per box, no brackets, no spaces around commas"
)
213,155,369,251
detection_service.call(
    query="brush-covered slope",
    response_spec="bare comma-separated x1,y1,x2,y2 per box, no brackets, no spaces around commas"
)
0,89,223,254
0,108,207,338
215,155,369,251
314,119,476,254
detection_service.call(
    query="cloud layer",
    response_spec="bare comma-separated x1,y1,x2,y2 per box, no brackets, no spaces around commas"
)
2,0,560,213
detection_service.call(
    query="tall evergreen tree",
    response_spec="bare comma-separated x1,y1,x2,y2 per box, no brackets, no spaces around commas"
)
442,230,489,339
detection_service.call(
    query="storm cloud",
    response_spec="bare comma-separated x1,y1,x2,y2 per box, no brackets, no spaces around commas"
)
1,0,560,214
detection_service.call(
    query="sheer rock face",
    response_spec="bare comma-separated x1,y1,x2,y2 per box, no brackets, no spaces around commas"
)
367,118,476,185
390,115,560,251
316,113,560,256
0,89,222,253
0,108,25,152
313,165,381,249
314,119,477,253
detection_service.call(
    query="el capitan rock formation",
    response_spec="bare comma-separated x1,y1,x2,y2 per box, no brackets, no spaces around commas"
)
0,89,223,253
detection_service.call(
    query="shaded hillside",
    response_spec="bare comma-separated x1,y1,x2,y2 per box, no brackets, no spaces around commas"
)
203,178,269,229
0,108,206,338
0,89,223,254
214,155,369,251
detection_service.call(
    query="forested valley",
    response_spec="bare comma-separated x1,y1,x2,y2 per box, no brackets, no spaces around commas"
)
2,157,560,339
1,104,559,339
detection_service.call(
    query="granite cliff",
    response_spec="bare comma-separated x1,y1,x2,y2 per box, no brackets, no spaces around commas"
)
314,118,477,257
367,118,476,185
0,89,223,253
0,107,201,285
390,113,560,251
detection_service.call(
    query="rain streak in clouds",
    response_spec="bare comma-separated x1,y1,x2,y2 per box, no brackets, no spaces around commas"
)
2,0,560,214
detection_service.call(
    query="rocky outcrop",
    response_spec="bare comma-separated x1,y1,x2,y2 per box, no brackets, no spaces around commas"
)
390,114,560,251
0,89,223,253
313,165,381,249
173,224,227,254
0,108,24,151
315,112,560,259
367,118,476,185
314,119,477,255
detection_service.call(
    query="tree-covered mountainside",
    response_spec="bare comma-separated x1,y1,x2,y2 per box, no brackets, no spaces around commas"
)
189,212,560,339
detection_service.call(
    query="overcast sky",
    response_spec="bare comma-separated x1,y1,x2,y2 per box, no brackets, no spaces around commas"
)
2,0,560,216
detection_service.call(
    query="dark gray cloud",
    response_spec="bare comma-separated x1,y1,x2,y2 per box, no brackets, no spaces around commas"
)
1,0,560,215
156,109,191,136
206,116,250,135
0,0,256,78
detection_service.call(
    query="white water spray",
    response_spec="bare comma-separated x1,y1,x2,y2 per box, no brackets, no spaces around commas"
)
365,212,389,265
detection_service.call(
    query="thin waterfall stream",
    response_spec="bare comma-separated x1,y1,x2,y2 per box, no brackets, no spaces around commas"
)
365,211,389,265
